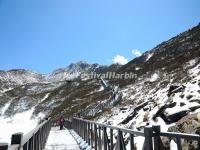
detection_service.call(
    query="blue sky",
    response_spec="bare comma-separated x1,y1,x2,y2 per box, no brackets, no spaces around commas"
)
0,0,200,73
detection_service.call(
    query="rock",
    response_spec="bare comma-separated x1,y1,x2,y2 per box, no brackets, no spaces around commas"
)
180,102,186,106
191,81,197,84
165,110,189,124
168,85,185,97
189,105,200,112
120,107,128,111
179,94,184,99
143,112,149,122
153,102,176,121
143,106,149,111
168,85,179,97
168,114,200,149
186,95,193,100
189,99,200,103
197,113,200,122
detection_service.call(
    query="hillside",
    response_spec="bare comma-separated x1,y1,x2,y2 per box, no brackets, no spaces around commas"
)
0,23,200,148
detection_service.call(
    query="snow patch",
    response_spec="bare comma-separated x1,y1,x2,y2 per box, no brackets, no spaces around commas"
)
0,108,44,144
149,73,159,82
0,87,14,93
40,93,50,103
145,52,154,62
170,140,178,150
0,102,11,115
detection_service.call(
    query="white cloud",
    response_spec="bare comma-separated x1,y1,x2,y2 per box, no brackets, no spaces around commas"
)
132,49,142,57
112,55,128,65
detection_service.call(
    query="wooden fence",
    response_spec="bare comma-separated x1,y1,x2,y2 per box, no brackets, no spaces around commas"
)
71,117,200,150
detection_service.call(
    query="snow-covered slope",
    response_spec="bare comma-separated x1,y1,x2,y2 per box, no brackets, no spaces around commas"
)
0,107,44,143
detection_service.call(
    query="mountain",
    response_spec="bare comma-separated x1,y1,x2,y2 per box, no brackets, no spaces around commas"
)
47,61,120,82
0,61,120,118
0,69,47,92
0,23,200,148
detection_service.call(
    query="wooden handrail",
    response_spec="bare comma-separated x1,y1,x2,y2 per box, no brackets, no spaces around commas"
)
22,119,49,145
71,117,200,150
73,117,144,136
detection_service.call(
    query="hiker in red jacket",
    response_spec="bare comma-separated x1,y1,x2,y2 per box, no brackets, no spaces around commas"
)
58,116,65,130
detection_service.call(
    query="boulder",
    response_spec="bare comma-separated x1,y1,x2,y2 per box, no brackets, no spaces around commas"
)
189,99,200,103
165,110,189,123
168,113,200,149
197,113,200,122
168,85,185,97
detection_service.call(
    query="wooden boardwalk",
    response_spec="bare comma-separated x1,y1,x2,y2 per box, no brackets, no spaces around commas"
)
45,127,80,150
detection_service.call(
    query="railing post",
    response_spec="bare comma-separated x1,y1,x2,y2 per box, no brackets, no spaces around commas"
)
153,125,164,150
176,137,182,150
0,143,8,150
91,123,94,148
116,129,123,150
84,122,86,141
98,126,102,150
110,128,114,150
130,133,134,150
94,124,98,150
11,132,23,149
143,127,153,150
103,127,107,150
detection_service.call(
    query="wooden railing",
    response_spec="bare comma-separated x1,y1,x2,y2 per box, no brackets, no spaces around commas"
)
71,117,200,150
0,118,51,150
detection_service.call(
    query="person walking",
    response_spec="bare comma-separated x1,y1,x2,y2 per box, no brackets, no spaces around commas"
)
58,116,65,130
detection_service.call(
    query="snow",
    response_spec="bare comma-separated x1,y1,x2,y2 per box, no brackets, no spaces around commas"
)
40,93,50,102
98,86,104,92
45,127,80,150
170,140,178,150
0,102,11,115
165,105,189,116
149,73,159,82
145,52,154,62
135,67,141,71
0,70,45,85
0,108,44,144
134,136,145,150
69,129,92,150
0,87,13,93
186,59,197,67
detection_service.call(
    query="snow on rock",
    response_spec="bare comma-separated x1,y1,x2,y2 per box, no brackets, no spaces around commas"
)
186,59,198,67
149,73,159,82
95,60,200,149
98,86,104,92
40,93,50,103
0,70,46,85
0,87,14,93
0,101,11,115
45,127,80,150
135,67,141,71
145,52,154,62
